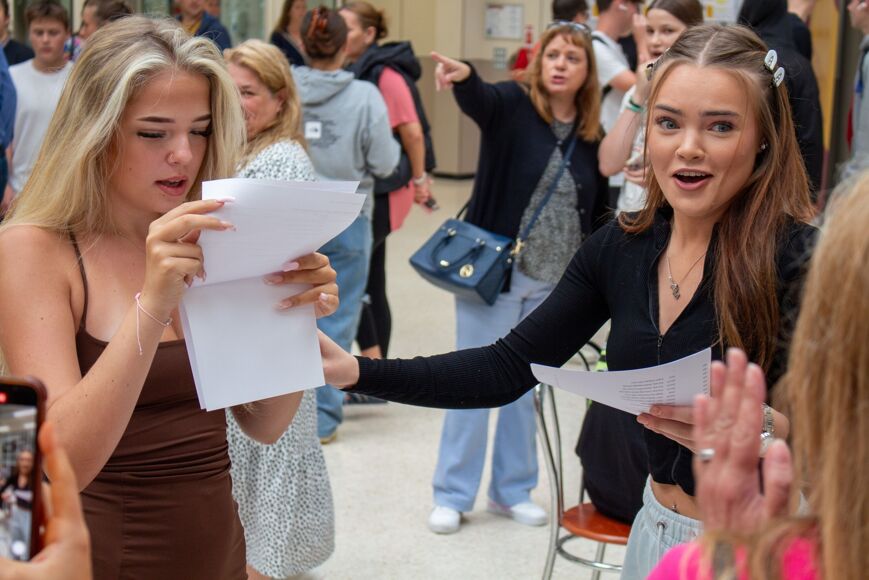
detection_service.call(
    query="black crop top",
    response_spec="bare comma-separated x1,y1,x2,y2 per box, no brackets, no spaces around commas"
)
350,211,816,496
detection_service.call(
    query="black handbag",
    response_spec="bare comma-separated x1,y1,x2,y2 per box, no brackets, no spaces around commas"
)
409,136,577,305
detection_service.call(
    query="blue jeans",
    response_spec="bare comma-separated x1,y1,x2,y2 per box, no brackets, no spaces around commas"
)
432,270,554,512
315,215,372,438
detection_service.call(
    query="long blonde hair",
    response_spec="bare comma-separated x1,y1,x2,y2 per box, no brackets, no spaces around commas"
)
527,24,601,142
621,24,814,372
696,176,869,579
1,16,245,236
224,39,306,167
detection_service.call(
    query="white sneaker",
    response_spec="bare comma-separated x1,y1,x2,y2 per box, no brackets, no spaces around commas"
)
487,500,548,526
428,505,461,534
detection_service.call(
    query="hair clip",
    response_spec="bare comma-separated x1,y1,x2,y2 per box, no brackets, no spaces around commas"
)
306,7,328,39
764,49,785,88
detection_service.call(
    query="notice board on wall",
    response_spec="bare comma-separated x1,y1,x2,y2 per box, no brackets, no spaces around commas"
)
485,3,524,40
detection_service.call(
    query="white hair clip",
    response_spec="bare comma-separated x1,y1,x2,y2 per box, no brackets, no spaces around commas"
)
764,49,785,88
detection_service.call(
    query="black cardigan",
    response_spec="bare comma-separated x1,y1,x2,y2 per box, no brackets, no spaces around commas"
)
352,212,817,496
453,68,609,243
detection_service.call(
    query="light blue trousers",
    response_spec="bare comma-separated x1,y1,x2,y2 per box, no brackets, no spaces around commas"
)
432,270,553,512
620,479,703,579
316,215,372,438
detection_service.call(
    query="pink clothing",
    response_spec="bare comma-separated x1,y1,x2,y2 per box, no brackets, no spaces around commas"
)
377,67,419,231
648,538,819,580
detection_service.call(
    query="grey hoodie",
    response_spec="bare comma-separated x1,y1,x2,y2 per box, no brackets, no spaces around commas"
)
292,66,399,217
842,35,869,182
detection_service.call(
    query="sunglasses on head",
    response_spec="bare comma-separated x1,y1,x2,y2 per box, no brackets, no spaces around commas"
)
546,20,592,36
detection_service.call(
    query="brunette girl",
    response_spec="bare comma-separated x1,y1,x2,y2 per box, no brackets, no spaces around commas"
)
320,24,816,577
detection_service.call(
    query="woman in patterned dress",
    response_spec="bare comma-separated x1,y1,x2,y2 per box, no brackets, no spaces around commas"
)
224,39,335,580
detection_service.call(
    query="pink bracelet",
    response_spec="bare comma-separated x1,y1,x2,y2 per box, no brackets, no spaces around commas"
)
134,292,172,355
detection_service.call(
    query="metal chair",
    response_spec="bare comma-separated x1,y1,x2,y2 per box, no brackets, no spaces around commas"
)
533,349,632,579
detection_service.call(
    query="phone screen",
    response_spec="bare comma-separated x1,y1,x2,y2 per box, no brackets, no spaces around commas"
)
0,384,39,561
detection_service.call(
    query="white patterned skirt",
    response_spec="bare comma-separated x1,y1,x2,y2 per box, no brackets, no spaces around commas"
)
227,390,335,577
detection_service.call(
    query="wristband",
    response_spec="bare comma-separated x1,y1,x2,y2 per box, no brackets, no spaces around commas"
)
412,172,428,186
626,96,644,114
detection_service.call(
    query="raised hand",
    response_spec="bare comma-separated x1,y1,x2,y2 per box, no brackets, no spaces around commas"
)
431,52,472,91
692,348,793,533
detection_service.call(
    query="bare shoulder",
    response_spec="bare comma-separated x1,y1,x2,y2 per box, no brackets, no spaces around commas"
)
0,225,78,298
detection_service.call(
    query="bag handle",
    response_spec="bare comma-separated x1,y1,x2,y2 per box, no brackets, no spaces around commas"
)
513,135,577,256
429,226,487,272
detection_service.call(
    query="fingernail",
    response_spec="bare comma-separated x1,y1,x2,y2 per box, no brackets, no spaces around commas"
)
217,196,236,203
220,221,236,231
276,299,294,311
282,260,299,272
263,274,282,285
319,292,330,302
651,406,661,416
637,416,647,425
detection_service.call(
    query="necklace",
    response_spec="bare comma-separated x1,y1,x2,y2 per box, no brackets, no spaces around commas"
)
666,252,706,300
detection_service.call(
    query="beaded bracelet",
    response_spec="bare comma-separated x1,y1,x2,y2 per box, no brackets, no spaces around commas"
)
134,292,172,355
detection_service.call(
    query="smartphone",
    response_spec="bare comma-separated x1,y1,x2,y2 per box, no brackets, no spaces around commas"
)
0,377,46,561
423,197,440,212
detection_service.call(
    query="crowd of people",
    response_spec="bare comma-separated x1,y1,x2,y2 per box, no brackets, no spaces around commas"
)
0,0,864,579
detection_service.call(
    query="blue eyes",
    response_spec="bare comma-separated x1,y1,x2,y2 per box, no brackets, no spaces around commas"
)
655,118,679,131
653,118,734,134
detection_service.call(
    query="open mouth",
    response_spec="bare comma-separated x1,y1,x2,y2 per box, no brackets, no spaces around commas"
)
674,171,712,185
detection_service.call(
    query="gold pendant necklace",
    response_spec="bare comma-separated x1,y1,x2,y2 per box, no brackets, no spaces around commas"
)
666,252,706,300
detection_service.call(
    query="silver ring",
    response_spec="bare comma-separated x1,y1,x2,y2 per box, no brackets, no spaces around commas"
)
697,448,715,463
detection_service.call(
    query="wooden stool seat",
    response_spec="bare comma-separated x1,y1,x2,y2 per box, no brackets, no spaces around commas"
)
561,503,631,545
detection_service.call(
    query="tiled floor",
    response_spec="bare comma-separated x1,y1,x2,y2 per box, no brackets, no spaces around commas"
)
309,180,624,579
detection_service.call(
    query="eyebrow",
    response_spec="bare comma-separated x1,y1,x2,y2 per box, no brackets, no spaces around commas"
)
136,114,212,123
654,104,741,117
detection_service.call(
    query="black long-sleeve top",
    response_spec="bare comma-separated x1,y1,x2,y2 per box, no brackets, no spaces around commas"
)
352,211,817,496
453,68,609,244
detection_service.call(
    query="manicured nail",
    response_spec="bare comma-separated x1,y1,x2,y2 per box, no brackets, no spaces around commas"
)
276,299,294,311
319,292,330,302
282,260,299,272
220,221,236,231
263,274,282,285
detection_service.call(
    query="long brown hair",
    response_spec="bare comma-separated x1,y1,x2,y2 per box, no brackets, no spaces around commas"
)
527,24,601,141
620,24,814,371
224,40,306,167
274,0,303,35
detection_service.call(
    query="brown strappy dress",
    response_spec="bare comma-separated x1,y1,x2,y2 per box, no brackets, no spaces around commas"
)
71,238,246,579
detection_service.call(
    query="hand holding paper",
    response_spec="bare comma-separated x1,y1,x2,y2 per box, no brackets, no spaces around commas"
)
531,348,711,416
179,178,364,411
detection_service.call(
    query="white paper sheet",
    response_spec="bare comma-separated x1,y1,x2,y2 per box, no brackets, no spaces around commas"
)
531,348,711,415
179,178,364,411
